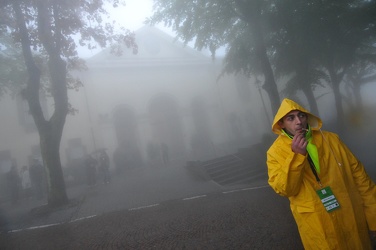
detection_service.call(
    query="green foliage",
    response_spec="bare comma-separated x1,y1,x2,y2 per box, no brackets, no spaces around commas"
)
149,0,376,117
149,0,237,54
0,0,139,207
148,0,282,114
148,0,269,74
0,0,137,73
0,35,27,97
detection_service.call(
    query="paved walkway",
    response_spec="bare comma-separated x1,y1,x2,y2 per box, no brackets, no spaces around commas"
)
0,164,267,232
0,165,303,249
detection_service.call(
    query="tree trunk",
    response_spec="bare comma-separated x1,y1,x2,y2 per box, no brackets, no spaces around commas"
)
26,56,69,208
296,62,320,116
301,84,319,116
41,55,69,207
40,125,68,207
328,67,345,135
14,1,69,207
353,82,362,109
236,0,281,115
258,45,281,116
251,21,280,115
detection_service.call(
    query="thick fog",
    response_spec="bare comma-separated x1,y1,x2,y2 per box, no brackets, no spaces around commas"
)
1,26,376,244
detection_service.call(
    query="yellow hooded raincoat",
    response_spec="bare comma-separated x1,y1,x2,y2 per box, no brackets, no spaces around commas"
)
267,98,376,249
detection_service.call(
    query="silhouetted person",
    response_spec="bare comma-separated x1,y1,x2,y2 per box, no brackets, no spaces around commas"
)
29,158,45,200
85,154,97,186
98,150,110,184
20,165,31,198
7,165,21,205
161,143,169,166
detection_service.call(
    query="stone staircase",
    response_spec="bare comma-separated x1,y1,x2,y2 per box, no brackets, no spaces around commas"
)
186,143,268,186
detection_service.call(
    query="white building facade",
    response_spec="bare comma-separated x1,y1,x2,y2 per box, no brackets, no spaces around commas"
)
0,26,270,197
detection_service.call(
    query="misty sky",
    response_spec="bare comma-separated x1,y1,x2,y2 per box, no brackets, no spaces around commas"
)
79,0,175,58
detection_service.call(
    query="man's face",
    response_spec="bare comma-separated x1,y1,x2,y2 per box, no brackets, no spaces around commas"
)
278,110,308,136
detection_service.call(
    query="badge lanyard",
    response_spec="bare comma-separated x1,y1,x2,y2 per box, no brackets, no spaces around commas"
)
307,154,341,212
307,154,322,187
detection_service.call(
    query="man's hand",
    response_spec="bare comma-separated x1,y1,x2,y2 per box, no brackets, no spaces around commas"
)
291,131,308,155
370,230,376,248
370,230,376,239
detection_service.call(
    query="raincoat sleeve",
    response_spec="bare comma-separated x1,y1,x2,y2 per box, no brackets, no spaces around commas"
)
267,143,307,197
339,138,376,231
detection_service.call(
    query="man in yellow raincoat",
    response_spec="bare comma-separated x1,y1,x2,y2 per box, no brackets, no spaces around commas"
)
267,98,376,249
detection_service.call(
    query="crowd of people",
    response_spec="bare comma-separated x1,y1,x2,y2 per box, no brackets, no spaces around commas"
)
5,158,46,205
5,149,112,205
85,150,111,187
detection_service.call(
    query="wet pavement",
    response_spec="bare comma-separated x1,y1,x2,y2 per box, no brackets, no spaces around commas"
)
0,165,303,249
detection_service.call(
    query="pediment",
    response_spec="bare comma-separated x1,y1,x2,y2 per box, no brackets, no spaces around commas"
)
86,25,211,67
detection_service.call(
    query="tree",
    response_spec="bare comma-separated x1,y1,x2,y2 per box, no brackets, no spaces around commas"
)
343,60,376,110
0,0,137,207
313,0,376,132
0,35,27,97
269,0,327,116
148,0,281,114
148,0,376,127
265,0,376,130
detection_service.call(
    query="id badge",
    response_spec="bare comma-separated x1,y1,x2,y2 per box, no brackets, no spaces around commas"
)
316,186,340,212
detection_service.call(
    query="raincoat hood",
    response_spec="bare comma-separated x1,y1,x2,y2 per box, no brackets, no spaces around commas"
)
272,98,322,135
